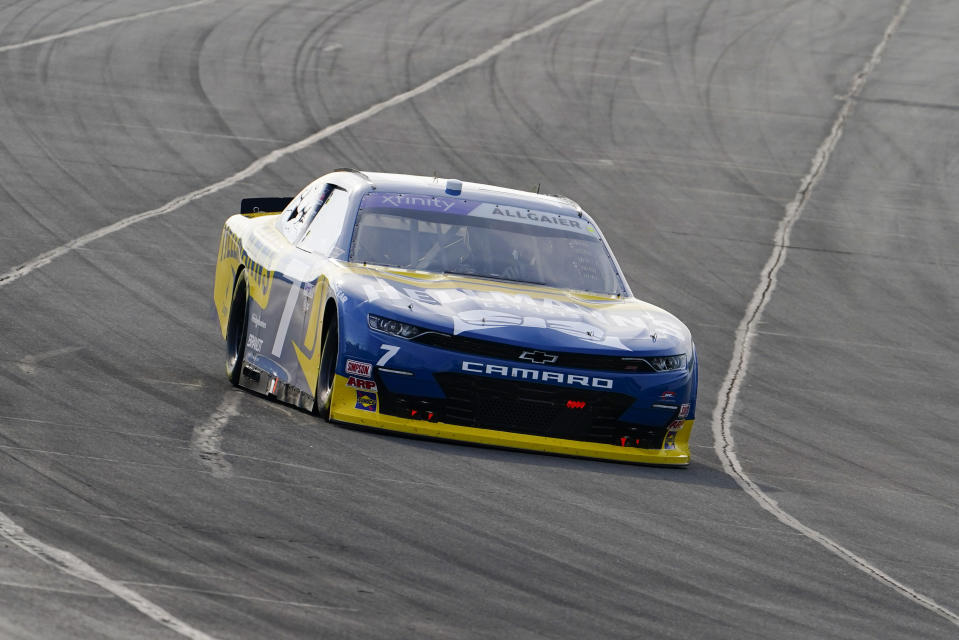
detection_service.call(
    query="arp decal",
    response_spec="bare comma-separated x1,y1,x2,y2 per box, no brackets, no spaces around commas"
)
659,390,676,402
355,391,377,412
347,376,377,392
346,360,373,377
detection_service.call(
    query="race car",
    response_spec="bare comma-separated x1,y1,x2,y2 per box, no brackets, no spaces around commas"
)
213,169,698,464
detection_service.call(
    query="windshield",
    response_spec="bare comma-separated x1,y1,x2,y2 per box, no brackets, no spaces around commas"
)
350,192,624,294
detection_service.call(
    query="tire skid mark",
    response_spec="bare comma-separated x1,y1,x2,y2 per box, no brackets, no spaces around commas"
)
403,0,477,179
0,0,610,289
0,0,218,54
190,391,240,478
16,346,83,375
711,0,959,628
121,581,359,611
290,0,383,134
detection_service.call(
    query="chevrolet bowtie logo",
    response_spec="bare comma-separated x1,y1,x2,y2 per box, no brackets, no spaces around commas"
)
519,350,559,364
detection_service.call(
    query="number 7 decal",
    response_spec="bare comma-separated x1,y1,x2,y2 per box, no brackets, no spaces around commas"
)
377,344,400,366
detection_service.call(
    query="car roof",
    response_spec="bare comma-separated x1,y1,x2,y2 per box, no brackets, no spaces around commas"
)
331,170,585,218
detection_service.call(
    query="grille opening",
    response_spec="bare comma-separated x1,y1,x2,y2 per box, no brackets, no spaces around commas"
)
378,373,666,448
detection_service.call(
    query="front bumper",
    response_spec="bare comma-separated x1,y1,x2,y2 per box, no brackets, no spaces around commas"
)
329,374,693,465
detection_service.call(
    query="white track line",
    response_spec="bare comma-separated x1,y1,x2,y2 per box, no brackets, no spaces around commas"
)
0,511,217,639
712,0,959,628
191,391,240,478
0,4,609,638
0,0,217,54
0,0,609,288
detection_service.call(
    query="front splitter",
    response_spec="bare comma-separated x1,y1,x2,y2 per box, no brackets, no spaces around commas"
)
329,375,692,465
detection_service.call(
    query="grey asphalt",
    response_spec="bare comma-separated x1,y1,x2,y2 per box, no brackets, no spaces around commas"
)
0,1,956,638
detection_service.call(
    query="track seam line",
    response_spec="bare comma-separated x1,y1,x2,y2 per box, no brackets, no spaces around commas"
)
0,0,609,289
711,0,959,628
0,0,218,54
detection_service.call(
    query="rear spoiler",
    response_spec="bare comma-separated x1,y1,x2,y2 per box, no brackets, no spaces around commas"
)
240,197,294,217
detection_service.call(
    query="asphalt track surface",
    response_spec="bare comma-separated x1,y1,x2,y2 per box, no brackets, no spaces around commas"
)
0,1,956,638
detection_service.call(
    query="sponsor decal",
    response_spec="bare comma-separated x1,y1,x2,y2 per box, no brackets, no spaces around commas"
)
302,281,315,313
659,390,676,402
222,229,274,305
355,391,377,412
666,419,685,433
246,333,264,352
664,431,677,450
355,281,686,350
461,361,613,389
251,313,267,329
347,376,377,392
455,203,594,235
488,205,584,231
403,288,439,305
363,192,476,214
678,403,690,419
359,193,595,235
346,360,372,377
519,350,558,365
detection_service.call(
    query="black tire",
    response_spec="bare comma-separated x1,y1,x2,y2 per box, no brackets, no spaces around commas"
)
225,271,249,386
314,313,338,420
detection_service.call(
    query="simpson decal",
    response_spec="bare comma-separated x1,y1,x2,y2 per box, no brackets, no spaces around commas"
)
346,360,373,377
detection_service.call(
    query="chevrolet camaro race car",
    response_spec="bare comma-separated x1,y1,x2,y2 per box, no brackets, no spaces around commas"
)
213,170,698,464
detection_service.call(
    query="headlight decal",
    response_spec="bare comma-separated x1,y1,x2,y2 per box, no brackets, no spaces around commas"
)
643,354,687,372
623,354,687,372
367,314,430,339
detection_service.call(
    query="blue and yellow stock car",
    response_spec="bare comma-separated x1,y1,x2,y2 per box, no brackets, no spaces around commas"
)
214,170,697,465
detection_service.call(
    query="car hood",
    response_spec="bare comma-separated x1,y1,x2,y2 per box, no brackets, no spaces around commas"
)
339,265,692,356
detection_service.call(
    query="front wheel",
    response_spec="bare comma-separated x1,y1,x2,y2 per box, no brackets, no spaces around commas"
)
225,271,249,386
314,314,338,419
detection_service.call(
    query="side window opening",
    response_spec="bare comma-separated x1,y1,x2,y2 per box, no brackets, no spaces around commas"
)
279,183,333,243
284,195,303,222
297,187,351,257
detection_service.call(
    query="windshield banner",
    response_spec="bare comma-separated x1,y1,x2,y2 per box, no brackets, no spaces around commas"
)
361,192,596,236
